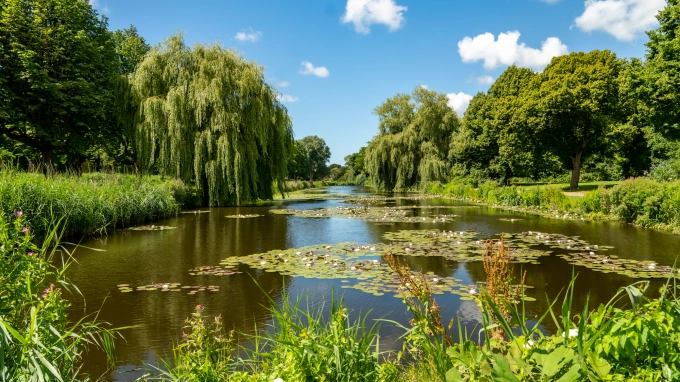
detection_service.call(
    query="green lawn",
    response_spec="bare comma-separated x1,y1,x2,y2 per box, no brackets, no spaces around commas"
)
513,180,621,194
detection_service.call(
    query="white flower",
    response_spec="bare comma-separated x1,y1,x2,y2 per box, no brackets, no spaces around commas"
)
260,261,266,265
274,378,284,382
523,339,535,349
563,328,579,338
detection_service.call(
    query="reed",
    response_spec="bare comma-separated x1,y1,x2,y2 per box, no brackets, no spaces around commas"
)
0,170,190,240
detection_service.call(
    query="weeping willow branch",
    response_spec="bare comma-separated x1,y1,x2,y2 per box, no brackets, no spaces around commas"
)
131,34,293,205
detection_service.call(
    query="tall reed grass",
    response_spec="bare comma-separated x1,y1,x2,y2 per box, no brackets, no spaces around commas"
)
0,170,190,240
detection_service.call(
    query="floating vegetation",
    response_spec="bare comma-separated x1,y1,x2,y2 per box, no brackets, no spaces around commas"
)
498,218,523,222
128,225,177,231
180,210,211,214
188,266,242,276
506,231,614,252
558,252,679,279
116,282,220,294
381,230,548,264
269,206,456,224
225,214,262,219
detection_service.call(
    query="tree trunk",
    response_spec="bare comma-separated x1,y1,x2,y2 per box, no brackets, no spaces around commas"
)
570,151,583,190
501,166,512,187
41,149,55,176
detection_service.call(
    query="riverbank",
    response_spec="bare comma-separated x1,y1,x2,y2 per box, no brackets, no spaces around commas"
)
426,177,680,235
0,171,192,240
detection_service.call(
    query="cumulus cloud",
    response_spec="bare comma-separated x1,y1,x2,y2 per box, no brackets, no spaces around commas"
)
235,29,262,43
574,0,665,41
341,0,407,34
300,61,330,78
447,92,473,116
475,75,494,85
420,84,428,89
277,94,299,103
458,31,568,71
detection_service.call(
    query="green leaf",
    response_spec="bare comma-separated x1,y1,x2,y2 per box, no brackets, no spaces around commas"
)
445,367,463,382
491,354,520,382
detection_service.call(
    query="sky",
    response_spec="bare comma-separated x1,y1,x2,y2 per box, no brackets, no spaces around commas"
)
93,0,666,164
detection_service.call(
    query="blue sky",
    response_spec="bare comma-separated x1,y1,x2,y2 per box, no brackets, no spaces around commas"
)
94,0,666,164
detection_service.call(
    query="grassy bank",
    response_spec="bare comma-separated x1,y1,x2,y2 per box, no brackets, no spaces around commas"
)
0,171,192,240
146,239,680,381
427,178,680,235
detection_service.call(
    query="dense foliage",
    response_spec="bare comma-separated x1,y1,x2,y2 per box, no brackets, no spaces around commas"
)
286,135,331,182
0,1,295,206
365,87,459,192
132,35,293,206
0,213,116,380
0,0,116,172
0,170,189,240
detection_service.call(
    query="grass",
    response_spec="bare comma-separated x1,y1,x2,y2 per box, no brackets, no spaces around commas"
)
0,170,192,241
513,181,622,194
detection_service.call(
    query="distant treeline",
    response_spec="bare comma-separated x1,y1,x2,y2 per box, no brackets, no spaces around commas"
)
351,1,680,191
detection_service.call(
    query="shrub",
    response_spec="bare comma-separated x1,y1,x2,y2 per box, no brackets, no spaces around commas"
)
0,213,117,380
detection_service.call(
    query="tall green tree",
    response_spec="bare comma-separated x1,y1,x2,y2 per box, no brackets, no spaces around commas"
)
104,25,150,172
365,87,459,191
530,50,624,189
297,135,331,181
344,146,366,175
451,66,540,184
640,0,680,140
0,0,116,172
131,34,293,205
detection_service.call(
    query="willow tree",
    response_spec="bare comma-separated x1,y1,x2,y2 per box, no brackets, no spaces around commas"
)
131,35,293,205
365,87,459,191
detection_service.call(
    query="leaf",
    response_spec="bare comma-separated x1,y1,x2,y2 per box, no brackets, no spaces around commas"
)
491,354,520,382
540,346,574,378
556,364,582,382
445,367,463,382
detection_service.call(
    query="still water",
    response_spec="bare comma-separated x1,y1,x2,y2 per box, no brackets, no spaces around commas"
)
66,186,680,380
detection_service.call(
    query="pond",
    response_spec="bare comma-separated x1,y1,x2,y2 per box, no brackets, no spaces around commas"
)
66,186,680,381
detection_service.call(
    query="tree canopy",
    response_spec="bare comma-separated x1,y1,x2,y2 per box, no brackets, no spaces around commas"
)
365,87,459,191
529,50,624,189
0,0,117,172
131,34,293,205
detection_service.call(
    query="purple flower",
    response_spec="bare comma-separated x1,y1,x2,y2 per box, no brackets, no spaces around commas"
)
27,252,34,257
21,227,29,233
15,211,23,217
195,304,203,310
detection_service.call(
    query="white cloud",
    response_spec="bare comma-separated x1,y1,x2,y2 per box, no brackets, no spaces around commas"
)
447,92,473,116
476,75,494,85
88,0,109,14
458,31,568,71
277,94,299,103
235,29,262,43
574,0,665,41
341,0,407,34
278,81,290,88
300,61,330,78
420,84,428,89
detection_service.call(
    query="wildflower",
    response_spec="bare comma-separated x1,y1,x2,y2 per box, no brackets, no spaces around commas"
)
274,378,284,382
27,252,34,257
523,339,535,349
195,304,203,311
21,227,29,233
15,211,23,217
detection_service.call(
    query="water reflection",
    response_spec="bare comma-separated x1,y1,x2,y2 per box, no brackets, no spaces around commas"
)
65,186,680,381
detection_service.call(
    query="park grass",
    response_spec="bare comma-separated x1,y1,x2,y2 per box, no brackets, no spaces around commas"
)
0,170,192,240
